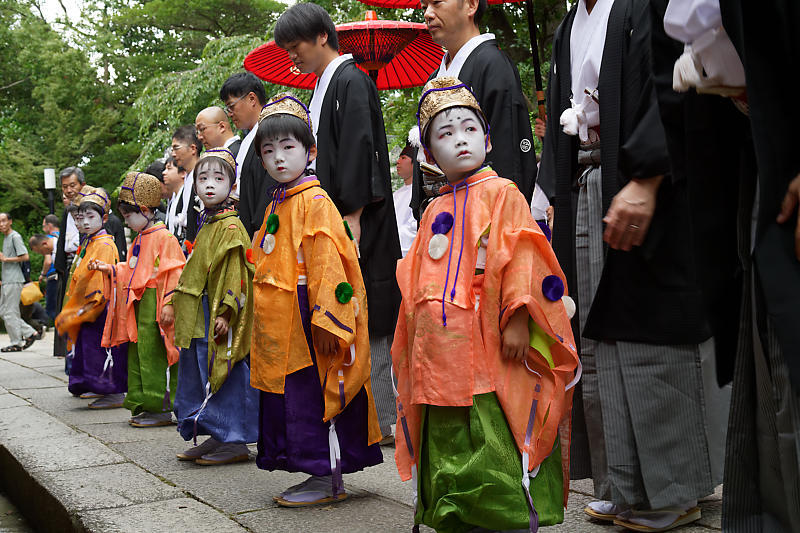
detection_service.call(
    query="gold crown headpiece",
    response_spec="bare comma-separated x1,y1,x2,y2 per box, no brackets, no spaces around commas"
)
417,76,488,150
258,92,313,132
198,147,237,173
77,185,110,214
119,172,162,209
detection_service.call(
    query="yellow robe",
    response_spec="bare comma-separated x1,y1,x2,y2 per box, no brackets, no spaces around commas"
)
251,179,380,445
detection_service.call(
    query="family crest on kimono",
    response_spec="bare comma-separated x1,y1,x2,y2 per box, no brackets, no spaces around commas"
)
170,147,258,466
89,172,186,428
392,76,580,533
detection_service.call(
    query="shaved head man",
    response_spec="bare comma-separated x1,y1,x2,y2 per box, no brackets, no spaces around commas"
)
195,106,241,156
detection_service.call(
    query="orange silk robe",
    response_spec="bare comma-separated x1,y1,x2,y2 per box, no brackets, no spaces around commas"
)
56,232,118,350
251,179,380,445
101,223,185,365
392,168,580,481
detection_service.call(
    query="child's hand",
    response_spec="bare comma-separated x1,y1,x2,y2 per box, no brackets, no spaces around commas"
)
213,316,230,345
312,325,340,355
160,304,175,327
87,259,111,273
502,307,530,362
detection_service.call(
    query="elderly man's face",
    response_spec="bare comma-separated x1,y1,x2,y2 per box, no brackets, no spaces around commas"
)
61,174,83,202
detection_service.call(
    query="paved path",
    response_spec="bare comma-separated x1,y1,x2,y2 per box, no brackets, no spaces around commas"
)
0,331,722,532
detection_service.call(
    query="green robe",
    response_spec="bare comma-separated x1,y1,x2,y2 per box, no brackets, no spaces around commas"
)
172,211,254,393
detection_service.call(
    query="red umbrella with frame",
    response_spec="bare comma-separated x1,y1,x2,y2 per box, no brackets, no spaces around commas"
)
355,0,547,118
244,11,445,90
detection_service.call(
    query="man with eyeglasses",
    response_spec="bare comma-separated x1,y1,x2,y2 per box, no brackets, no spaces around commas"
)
170,125,203,245
195,106,241,157
219,72,274,237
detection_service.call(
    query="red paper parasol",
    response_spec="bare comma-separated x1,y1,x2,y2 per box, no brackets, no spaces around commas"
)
244,12,444,91
355,0,546,117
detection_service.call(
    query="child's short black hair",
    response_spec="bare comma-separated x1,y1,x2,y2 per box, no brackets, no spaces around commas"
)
254,114,317,157
117,201,143,215
77,202,105,219
219,72,267,106
275,3,338,51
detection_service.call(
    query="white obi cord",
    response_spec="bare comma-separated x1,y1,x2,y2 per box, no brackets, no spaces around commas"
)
664,0,745,93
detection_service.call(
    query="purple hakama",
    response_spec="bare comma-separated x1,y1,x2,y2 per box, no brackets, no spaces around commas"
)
68,308,128,396
256,285,383,476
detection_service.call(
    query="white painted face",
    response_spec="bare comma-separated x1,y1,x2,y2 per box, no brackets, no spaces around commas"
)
78,208,104,235
427,107,487,182
260,134,309,184
195,159,232,207
121,210,150,232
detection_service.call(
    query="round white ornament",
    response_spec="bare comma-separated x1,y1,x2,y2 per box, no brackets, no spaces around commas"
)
263,233,276,255
561,295,576,319
428,233,449,260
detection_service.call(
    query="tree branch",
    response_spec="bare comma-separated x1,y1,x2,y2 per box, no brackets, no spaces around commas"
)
0,77,30,91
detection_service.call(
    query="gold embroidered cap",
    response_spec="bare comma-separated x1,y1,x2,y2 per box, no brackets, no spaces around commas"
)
417,76,488,148
119,172,162,209
258,92,313,132
198,147,237,173
77,185,110,214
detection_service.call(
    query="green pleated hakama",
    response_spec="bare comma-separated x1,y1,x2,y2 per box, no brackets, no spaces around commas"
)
122,287,178,415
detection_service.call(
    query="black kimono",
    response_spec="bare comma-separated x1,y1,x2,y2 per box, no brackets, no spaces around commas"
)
538,0,708,346
312,58,402,337
237,136,276,238
411,38,537,218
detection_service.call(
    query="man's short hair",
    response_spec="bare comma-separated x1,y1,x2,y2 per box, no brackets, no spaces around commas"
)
145,160,166,183
474,0,488,25
275,3,339,52
43,214,60,228
219,72,267,106
59,166,85,184
172,125,202,155
165,156,186,173
29,234,50,249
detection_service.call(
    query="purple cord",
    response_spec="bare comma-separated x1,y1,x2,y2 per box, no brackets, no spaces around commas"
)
440,177,470,327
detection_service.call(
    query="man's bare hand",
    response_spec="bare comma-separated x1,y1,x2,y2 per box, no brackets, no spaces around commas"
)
776,172,800,261
603,177,663,251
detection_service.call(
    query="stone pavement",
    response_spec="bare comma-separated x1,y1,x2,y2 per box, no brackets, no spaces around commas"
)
0,331,722,532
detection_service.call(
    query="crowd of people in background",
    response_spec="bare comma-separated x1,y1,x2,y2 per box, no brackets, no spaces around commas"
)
0,0,798,532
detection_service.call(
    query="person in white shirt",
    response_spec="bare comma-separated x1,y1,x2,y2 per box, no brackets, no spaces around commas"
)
170,125,202,244
392,143,417,258
163,156,187,242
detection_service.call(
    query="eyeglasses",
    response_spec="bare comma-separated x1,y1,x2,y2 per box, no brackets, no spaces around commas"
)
224,94,248,115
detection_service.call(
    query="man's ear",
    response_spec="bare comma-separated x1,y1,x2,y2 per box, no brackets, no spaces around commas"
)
318,32,328,48
466,0,480,21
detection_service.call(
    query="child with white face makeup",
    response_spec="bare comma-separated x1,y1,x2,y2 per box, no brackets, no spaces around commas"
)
168,149,258,466
56,186,128,410
390,77,580,532
89,172,185,428
250,93,382,507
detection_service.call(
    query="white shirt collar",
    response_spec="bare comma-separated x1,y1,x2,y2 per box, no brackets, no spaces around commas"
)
179,169,194,227
437,33,495,79
223,135,240,149
310,54,354,140
235,127,258,193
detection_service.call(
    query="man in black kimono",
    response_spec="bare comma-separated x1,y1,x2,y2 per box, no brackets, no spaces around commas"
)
410,0,536,218
274,2,402,443
220,72,274,237
538,0,718,529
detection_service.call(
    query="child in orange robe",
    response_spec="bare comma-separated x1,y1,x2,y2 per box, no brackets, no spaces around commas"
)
90,171,185,428
250,93,382,507
392,77,581,532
